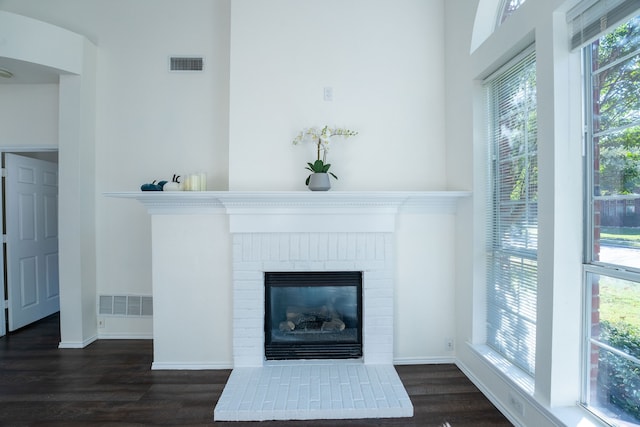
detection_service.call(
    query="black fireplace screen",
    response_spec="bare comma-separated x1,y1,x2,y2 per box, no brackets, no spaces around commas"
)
264,271,363,360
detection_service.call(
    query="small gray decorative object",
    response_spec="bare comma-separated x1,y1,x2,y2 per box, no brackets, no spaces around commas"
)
308,173,331,191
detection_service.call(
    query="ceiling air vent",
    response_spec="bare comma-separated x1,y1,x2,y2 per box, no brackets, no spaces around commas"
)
169,56,204,72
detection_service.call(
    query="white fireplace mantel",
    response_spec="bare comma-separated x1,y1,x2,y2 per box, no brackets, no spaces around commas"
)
100,189,471,375
106,190,471,233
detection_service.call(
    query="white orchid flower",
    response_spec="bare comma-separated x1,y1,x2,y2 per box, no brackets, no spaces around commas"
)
292,125,358,184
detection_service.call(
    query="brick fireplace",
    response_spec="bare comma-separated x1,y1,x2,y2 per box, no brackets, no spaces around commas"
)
215,192,412,420
109,190,468,421
231,231,395,367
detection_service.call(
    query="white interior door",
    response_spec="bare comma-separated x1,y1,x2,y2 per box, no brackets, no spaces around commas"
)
5,153,59,332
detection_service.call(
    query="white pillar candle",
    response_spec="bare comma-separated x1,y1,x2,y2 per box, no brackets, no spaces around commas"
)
189,174,199,191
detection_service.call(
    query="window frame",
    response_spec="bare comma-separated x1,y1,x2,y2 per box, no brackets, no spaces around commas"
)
484,46,538,377
496,0,527,27
581,15,640,424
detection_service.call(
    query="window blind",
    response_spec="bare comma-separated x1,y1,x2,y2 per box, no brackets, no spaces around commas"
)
485,48,538,375
567,0,640,49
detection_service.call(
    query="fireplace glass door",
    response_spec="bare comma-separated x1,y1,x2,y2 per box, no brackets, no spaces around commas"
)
264,271,363,360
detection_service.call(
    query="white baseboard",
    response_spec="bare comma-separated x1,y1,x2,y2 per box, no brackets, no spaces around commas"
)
152,362,234,370
97,332,153,339
393,356,456,365
151,357,455,370
58,334,97,349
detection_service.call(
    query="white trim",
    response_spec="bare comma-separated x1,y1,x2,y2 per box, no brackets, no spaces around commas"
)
106,191,471,233
0,147,58,152
152,362,233,370
470,343,534,394
0,301,5,338
97,333,153,340
472,0,502,52
456,359,528,427
105,191,471,216
462,343,605,427
457,352,611,427
393,356,456,365
58,334,98,349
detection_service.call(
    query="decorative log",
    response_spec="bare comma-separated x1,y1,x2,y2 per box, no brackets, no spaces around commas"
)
279,321,295,332
283,305,345,332
321,318,346,332
286,306,329,320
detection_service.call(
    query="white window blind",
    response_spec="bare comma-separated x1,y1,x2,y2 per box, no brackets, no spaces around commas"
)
567,0,640,49
485,48,538,375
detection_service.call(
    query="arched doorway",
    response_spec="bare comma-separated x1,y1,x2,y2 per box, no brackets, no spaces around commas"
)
0,10,97,347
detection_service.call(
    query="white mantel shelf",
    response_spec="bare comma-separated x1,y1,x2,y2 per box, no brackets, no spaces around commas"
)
106,191,471,233
105,191,470,213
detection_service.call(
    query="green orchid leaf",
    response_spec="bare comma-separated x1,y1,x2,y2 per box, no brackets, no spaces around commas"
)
305,175,311,185
330,172,338,180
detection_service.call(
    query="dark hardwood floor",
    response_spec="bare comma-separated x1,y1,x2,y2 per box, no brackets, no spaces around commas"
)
0,314,512,426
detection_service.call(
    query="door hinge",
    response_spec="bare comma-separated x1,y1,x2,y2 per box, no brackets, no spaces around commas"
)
2,234,6,244
1,168,6,178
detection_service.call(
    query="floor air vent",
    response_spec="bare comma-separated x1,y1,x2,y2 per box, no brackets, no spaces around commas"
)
169,56,204,71
99,295,153,316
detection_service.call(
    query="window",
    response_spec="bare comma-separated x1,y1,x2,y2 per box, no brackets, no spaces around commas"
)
485,48,537,376
582,11,640,426
497,0,527,27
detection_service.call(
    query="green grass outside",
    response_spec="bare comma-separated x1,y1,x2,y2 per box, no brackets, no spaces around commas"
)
599,276,640,328
601,227,640,244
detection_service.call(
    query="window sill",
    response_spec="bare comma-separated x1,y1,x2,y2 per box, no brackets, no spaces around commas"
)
470,344,534,395
468,344,613,427
552,406,613,427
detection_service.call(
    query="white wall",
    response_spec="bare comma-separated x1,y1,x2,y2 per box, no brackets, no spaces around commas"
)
0,0,232,339
0,0,461,365
57,37,99,348
227,0,457,364
0,85,58,148
395,213,457,361
0,1,611,424
91,0,231,336
151,213,232,367
228,0,446,191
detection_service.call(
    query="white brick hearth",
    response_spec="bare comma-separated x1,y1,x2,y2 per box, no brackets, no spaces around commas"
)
213,361,413,421
215,229,411,421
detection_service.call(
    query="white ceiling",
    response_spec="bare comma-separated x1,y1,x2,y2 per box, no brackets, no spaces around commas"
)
0,57,62,84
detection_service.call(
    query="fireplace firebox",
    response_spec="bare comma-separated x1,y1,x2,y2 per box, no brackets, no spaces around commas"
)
264,271,363,360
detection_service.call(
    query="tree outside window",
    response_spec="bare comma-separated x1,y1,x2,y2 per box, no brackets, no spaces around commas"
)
585,14,640,426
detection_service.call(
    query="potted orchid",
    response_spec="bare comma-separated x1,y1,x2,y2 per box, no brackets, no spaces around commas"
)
292,125,358,190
